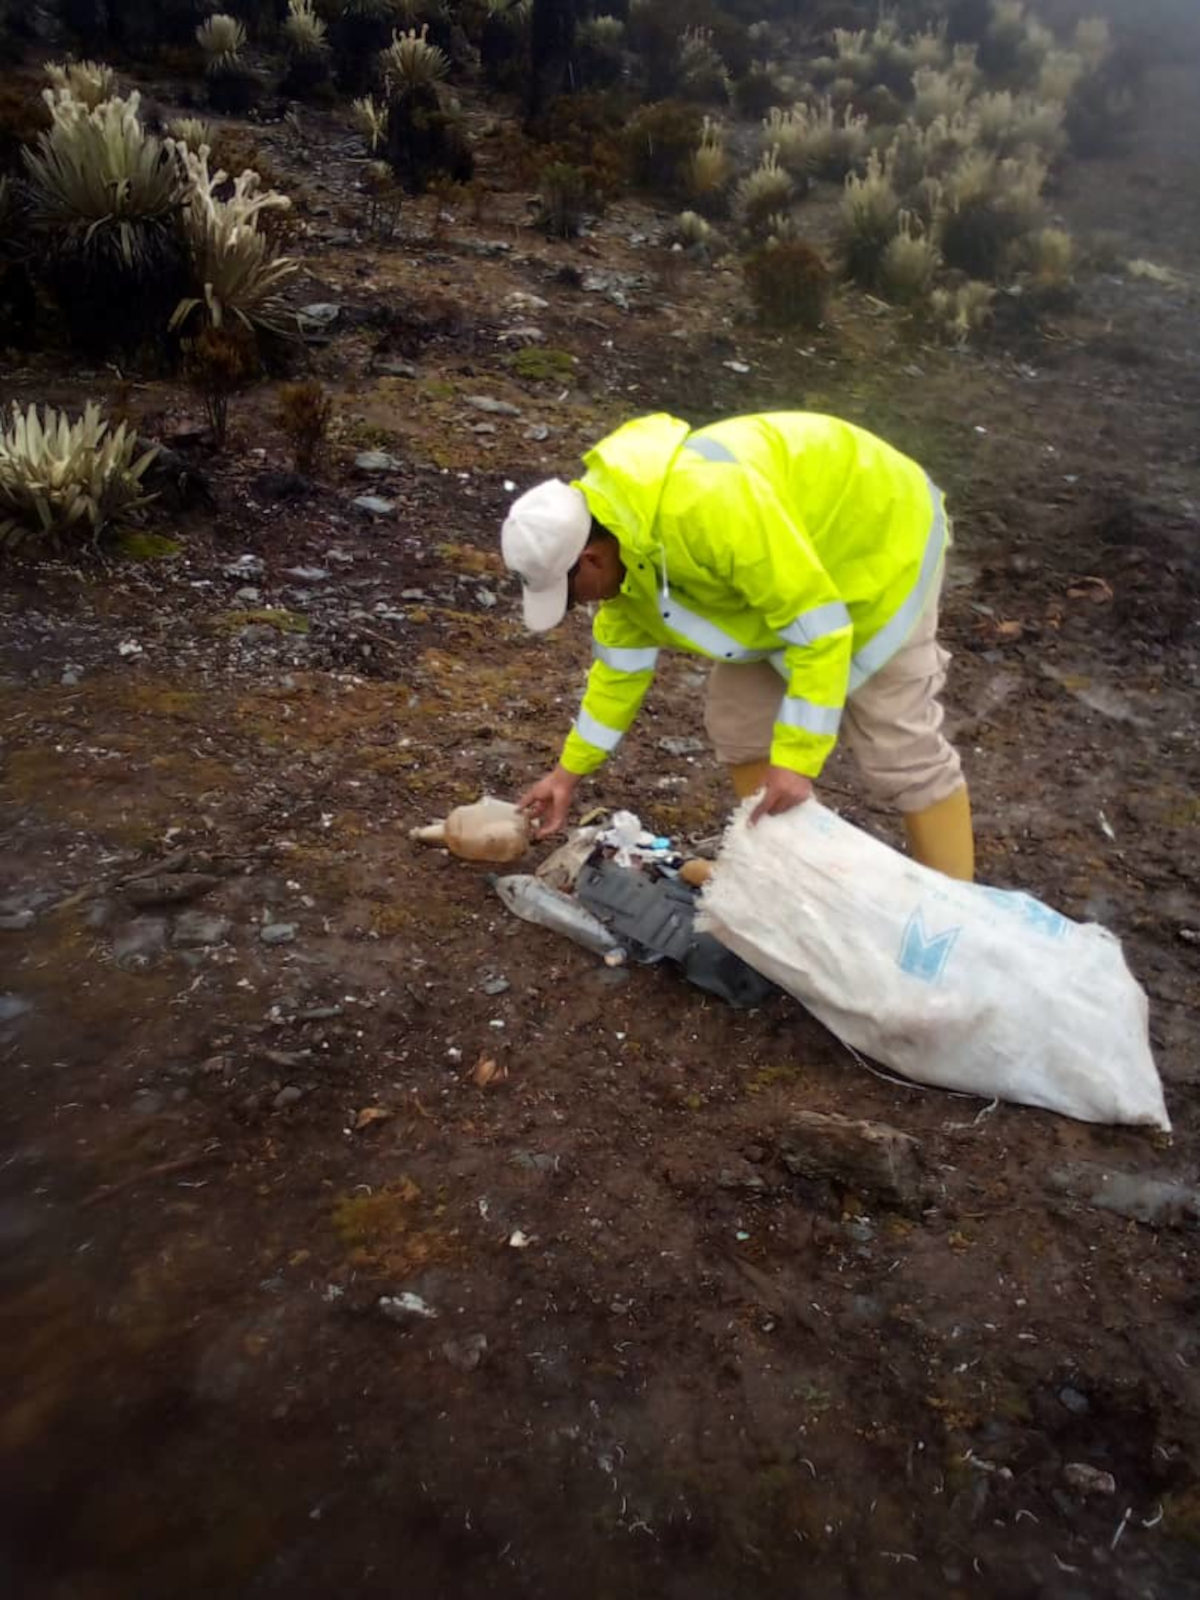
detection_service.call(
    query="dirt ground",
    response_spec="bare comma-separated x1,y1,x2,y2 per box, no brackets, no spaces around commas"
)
2,14,1199,1599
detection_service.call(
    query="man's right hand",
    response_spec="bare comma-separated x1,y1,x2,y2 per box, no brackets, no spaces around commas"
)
517,765,581,838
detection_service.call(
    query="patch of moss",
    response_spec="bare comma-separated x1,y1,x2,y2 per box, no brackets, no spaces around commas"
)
115,531,183,561
331,1178,460,1276
216,609,311,635
419,378,457,402
505,346,575,384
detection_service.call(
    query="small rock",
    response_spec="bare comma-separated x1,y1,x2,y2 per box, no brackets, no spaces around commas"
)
235,586,262,604
61,667,81,687
375,359,419,379
355,450,401,473
503,291,549,312
401,588,427,601
1059,1386,1090,1416
172,912,232,949
475,588,497,609
255,471,311,502
285,566,331,582
261,923,297,946
0,994,32,1024
131,1089,166,1116
298,301,341,329
1048,1163,1200,1228
469,421,497,435
481,977,510,996
511,1150,557,1174
117,638,144,659
379,1292,437,1321
1063,1462,1116,1497
123,872,220,908
658,736,705,757
273,1085,304,1109
325,548,354,566
524,424,550,443
352,496,396,516
0,911,35,932
778,1110,927,1210
442,1333,488,1372
465,395,521,417
499,324,546,346
112,918,169,971
224,554,265,580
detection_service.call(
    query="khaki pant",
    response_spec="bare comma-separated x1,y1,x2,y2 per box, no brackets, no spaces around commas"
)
704,571,963,814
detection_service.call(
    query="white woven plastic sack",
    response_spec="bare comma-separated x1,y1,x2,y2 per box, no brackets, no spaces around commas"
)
698,800,1170,1130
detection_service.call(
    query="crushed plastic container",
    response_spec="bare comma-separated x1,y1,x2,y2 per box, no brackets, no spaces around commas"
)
410,796,530,864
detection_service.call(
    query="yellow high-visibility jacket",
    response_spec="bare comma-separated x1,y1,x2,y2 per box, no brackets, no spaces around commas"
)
560,411,949,779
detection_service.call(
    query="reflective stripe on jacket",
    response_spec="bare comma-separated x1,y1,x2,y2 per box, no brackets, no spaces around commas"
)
560,411,949,779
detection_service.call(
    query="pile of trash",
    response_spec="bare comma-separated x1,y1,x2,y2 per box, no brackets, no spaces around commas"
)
411,798,776,1009
411,794,1170,1129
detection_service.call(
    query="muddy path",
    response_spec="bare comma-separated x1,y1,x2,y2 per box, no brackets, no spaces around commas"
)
2,19,1199,1600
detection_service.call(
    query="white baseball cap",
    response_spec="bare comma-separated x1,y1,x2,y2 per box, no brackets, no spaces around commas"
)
501,478,592,632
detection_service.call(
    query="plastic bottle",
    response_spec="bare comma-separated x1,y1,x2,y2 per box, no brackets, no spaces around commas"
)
410,796,530,864
491,874,624,960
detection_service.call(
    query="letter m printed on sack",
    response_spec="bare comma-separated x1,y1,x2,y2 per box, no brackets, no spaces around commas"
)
898,908,962,984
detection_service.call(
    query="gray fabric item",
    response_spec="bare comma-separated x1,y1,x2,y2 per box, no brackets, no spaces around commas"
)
575,862,778,1009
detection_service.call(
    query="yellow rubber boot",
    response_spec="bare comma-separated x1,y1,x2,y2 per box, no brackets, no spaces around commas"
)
903,784,975,882
730,759,771,800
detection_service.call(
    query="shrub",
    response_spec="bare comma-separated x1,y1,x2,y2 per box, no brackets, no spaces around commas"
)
626,100,702,195
380,24,450,97
678,26,728,103
526,92,628,199
44,58,116,109
197,14,257,113
25,89,186,357
911,66,970,127
939,147,1045,277
928,279,994,344
277,378,333,473
763,98,868,181
184,322,257,448
732,67,785,121
385,81,473,193
0,402,158,550
172,144,297,338
197,12,246,71
575,14,624,91
838,150,900,289
282,0,332,93
735,148,793,235
1037,49,1084,105
1023,224,1073,286
361,157,402,238
673,209,712,247
333,0,398,94
536,161,595,239
480,0,530,93
743,236,830,329
169,116,216,151
879,211,939,303
351,94,388,154
1073,17,1111,71
686,116,730,206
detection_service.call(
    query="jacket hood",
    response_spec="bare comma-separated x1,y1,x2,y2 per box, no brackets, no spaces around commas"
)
574,413,691,560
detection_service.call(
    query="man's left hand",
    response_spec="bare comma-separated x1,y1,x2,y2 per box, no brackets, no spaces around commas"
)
749,765,813,825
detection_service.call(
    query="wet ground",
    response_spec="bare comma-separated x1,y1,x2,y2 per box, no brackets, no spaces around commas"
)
1,14,1199,1598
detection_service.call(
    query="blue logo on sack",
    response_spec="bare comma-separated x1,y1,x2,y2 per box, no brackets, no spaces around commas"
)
978,886,1070,941
898,909,962,983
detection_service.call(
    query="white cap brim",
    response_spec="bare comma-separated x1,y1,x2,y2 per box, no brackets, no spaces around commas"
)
522,574,570,632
